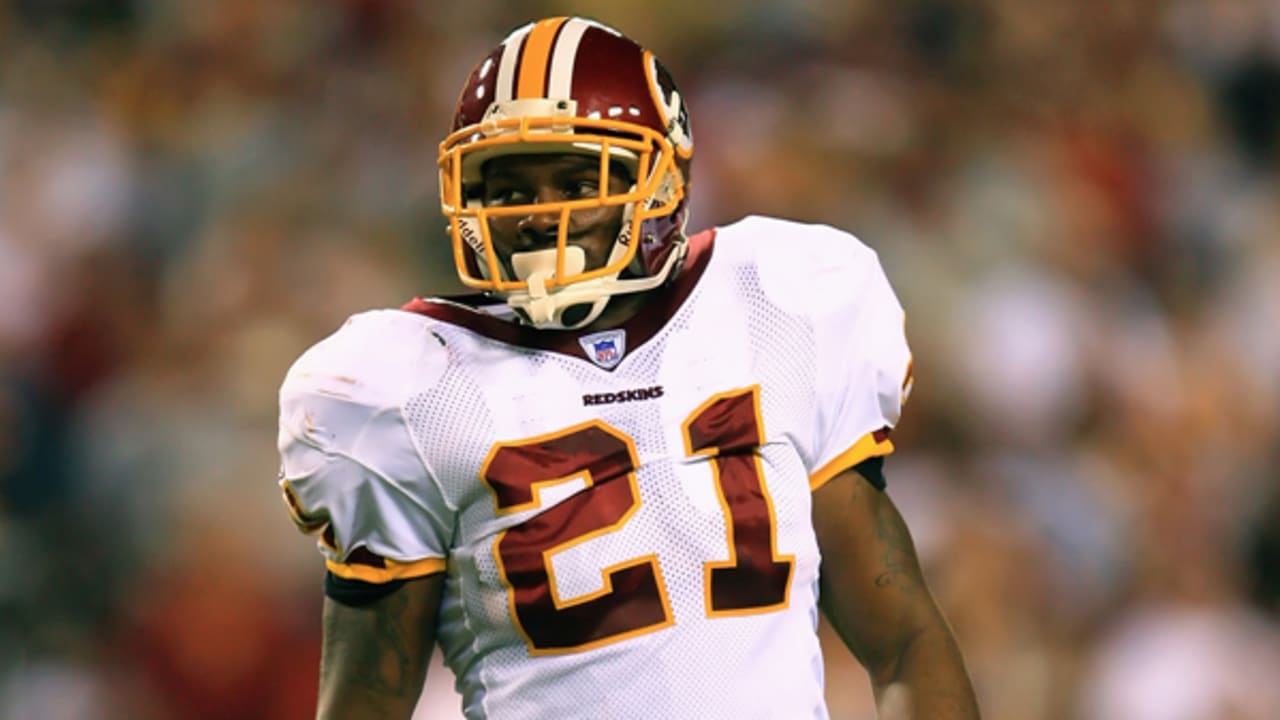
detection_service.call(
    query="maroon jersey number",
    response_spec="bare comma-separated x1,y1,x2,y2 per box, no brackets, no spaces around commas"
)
683,386,795,615
482,385,793,654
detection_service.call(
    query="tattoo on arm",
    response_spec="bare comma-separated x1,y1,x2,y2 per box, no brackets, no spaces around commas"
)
337,590,415,696
319,574,441,719
815,472,981,717
872,493,921,595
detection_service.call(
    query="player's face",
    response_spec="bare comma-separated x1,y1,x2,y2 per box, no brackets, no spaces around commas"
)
479,153,632,276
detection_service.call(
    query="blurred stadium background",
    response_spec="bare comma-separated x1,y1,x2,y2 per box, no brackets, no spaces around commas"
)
1,1,1278,718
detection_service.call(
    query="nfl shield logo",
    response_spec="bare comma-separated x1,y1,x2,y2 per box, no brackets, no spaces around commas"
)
578,329,627,370
594,339,618,363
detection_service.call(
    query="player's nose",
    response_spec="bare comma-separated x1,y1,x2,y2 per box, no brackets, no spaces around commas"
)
515,197,563,248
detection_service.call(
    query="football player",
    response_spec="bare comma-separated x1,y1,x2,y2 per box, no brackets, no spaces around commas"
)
278,16,980,720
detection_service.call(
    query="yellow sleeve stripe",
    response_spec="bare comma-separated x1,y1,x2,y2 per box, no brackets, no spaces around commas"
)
325,555,446,584
808,430,895,491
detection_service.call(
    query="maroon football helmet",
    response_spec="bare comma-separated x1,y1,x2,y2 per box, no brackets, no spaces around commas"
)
438,17,694,329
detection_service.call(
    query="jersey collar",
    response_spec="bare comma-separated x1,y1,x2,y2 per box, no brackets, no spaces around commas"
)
402,228,715,367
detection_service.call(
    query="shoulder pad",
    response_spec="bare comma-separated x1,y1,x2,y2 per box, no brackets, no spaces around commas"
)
718,216,882,315
281,310,450,408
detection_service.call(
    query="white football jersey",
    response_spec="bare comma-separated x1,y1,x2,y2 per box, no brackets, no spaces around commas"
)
278,215,913,720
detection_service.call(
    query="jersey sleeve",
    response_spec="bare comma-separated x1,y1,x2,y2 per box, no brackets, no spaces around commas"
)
277,318,455,583
806,240,913,490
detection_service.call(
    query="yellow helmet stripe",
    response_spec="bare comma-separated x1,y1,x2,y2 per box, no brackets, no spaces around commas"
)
517,17,569,99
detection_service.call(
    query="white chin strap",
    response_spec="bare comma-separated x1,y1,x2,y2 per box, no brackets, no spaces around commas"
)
502,240,683,330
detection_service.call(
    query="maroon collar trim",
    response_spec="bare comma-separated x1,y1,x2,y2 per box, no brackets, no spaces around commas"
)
402,229,716,363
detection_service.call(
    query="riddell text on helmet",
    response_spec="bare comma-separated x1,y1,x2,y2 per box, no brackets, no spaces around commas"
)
582,386,665,406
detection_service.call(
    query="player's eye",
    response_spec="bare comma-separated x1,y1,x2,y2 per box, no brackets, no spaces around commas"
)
564,179,600,199
482,185,531,207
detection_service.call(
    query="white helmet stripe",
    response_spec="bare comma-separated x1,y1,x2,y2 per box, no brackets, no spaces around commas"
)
547,18,591,99
495,23,532,103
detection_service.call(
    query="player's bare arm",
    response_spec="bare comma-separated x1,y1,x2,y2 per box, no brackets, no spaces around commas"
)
317,573,445,720
813,467,980,719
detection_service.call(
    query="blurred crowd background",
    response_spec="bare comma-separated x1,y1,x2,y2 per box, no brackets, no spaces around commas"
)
1,0,1278,718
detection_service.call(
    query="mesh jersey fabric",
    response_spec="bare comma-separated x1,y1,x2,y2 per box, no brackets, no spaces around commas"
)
277,215,913,719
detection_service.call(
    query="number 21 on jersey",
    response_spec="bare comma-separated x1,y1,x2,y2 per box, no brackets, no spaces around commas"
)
480,385,795,655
